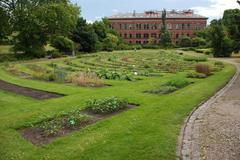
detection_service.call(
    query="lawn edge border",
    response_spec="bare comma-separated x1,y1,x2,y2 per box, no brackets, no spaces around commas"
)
176,59,239,160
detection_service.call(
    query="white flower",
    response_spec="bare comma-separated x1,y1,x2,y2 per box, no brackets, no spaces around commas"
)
134,72,138,76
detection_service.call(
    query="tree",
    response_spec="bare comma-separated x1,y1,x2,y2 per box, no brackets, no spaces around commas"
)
0,7,10,42
50,36,74,53
160,9,172,47
3,0,79,57
92,21,107,42
192,37,207,47
71,18,98,53
222,9,240,53
178,36,192,47
102,33,119,52
209,20,233,57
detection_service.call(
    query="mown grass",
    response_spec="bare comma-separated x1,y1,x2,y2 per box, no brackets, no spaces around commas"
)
0,49,236,160
0,45,13,54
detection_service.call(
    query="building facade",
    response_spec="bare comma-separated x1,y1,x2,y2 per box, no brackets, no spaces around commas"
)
107,10,208,44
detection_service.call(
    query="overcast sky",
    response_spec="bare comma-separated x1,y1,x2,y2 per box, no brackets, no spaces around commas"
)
71,0,239,22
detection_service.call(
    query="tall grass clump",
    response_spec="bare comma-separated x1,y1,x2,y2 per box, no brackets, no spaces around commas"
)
66,72,104,87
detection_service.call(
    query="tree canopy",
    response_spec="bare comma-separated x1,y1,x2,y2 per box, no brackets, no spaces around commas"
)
222,9,240,53
0,7,10,41
0,0,80,56
209,20,233,57
71,18,99,53
160,9,172,47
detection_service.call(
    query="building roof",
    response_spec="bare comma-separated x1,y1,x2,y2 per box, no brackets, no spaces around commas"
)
108,10,208,19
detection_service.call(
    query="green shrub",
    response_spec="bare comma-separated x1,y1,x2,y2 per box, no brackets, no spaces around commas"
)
195,49,204,53
0,54,17,63
117,43,129,50
184,56,207,62
214,61,224,68
46,50,63,58
31,65,67,83
142,44,160,49
129,45,142,50
143,64,151,69
187,71,207,78
178,36,192,47
96,69,133,81
50,36,74,53
86,97,128,114
148,86,178,94
147,78,191,94
165,78,191,88
192,37,207,47
36,110,89,136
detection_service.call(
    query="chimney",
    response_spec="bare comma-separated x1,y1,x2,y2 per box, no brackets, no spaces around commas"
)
133,10,136,16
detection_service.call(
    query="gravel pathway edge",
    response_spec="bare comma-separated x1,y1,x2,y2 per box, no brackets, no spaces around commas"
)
177,59,239,160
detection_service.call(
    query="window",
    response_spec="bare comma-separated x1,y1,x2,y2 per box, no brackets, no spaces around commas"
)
129,34,132,38
188,24,191,30
124,24,128,30
136,33,141,38
176,24,180,30
124,33,127,38
151,33,157,38
176,34,179,39
167,24,172,30
136,41,142,44
129,41,132,44
119,24,122,30
144,24,149,30
143,41,148,44
129,24,133,30
195,23,201,30
136,24,142,30
144,33,149,38
182,24,185,30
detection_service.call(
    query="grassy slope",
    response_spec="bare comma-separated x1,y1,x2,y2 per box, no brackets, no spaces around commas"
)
0,45,13,54
0,50,236,160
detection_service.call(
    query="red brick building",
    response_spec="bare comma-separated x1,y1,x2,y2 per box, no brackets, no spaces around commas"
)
107,10,208,44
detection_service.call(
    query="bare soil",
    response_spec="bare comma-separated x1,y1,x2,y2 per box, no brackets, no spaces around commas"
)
20,104,138,146
0,80,64,100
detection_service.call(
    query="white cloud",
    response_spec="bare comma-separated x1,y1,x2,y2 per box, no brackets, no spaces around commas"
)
191,0,238,21
112,9,119,13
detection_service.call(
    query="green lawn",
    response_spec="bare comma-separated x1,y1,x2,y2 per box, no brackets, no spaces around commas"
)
0,45,13,54
0,49,236,160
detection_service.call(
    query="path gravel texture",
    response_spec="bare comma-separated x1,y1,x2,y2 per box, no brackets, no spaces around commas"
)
178,58,240,160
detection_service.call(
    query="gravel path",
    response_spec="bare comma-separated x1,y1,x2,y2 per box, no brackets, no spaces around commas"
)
178,58,240,160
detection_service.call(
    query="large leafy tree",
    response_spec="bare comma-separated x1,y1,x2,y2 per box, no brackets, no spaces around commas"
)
1,0,80,57
222,9,240,53
92,21,107,42
71,18,98,53
209,20,233,57
0,7,10,42
160,9,172,47
102,33,119,52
